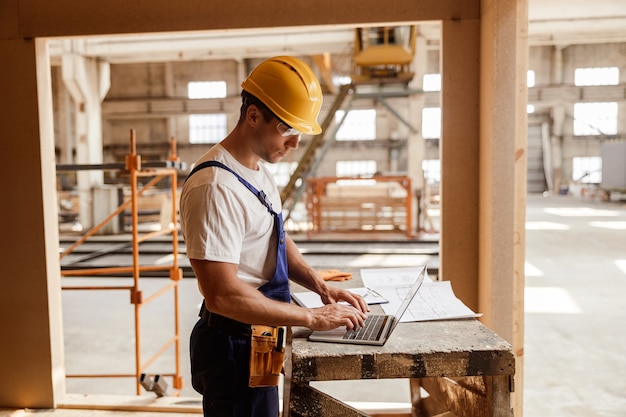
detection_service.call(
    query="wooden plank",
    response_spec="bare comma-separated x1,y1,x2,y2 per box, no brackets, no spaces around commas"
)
419,376,512,417
452,376,486,396
368,412,411,417
289,383,370,417
416,396,453,417
122,193,169,223
59,393,201,414
13,0,480,38
291,320,515,382
420,377,489,417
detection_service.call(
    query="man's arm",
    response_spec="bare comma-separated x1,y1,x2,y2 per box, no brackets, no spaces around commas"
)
190,258,366,330
284,235,369,313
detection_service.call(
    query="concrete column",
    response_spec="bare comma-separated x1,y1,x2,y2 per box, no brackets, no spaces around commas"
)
0,38,66,408
53,68,74,165
407,33,427,234
551,106,566,191
61,44,110,229
163,62,178,140
550,46,565,192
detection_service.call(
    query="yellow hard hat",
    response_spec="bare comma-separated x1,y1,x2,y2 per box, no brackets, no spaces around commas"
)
241,56,323,135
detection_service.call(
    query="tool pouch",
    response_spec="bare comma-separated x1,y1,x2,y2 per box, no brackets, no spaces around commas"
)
249,325,285,387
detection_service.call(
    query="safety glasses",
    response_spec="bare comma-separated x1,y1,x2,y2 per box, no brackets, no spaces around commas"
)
276,121,302,137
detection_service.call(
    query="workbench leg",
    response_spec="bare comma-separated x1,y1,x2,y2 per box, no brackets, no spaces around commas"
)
486,376,514,417
409,378,423,417
282,327,293,417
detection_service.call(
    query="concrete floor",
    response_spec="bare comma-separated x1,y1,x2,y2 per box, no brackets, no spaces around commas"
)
523,193,626,417
3,193,626,416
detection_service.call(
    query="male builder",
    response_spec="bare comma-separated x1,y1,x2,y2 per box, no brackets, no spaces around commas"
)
179,56,369,417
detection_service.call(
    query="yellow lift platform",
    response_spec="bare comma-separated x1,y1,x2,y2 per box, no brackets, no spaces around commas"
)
353,25,417,83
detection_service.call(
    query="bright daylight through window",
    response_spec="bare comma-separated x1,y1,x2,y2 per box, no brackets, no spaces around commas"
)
188,81,228,144
573,67,619,136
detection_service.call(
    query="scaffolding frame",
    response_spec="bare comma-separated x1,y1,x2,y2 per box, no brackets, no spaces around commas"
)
306,175,413,238
58,129,184,395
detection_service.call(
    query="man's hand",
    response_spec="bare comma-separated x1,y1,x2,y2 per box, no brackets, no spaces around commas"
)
307,303,368,331
320,286,370,314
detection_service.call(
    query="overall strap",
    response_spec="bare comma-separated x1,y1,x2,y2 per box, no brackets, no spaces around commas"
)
186,160,277,216
187,160,290,303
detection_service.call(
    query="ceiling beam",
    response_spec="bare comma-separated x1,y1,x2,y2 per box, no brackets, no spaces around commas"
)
11,0,478,39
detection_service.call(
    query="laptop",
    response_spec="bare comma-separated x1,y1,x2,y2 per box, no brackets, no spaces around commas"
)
308,265,427,346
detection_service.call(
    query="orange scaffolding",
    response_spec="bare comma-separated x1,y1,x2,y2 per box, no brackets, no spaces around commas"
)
306,176,413,238
59,129,184,395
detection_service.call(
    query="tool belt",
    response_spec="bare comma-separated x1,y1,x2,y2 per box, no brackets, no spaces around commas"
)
199,302,285,387
249,325,285,387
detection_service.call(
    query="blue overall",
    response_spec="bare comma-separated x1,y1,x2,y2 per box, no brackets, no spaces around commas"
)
186,161,290,417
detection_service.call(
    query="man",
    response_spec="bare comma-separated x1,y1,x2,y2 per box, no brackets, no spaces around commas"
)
179,55,368,417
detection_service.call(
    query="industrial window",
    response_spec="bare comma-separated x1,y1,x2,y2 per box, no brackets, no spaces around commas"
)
422,159,441,184
335,109,376,140
527,71,536,113
332,75,352,87
423,74,441,92
188,81,228,143
573,102,618,136
527,70,536,87
264,161,298,187
189,114,227,144
188,81,227,98
572,156,602,184
574,67,619,86
422,107,441,139
336,160,377,177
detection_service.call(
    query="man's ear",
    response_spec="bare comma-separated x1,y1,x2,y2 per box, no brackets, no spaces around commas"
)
246,104,262,127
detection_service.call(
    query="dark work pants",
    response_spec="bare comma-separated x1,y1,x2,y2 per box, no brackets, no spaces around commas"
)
190,318,279,417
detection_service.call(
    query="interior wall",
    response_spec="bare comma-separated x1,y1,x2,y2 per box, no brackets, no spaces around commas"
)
528,42,626,189
0,37,66,408
97,58,428,178
440,19,481,311
91,41,626,201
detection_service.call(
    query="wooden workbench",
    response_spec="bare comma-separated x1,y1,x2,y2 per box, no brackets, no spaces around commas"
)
283,295,515,417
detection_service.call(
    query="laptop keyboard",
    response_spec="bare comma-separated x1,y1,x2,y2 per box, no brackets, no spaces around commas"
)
343,315,388,341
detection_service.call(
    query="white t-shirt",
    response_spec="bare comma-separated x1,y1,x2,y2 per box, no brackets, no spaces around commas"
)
179,144,281,288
